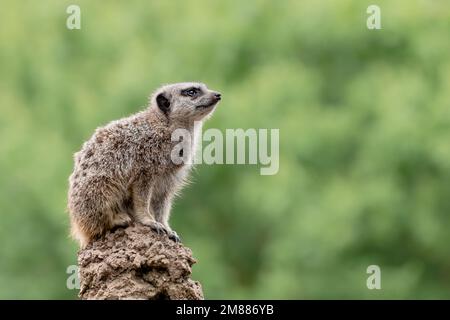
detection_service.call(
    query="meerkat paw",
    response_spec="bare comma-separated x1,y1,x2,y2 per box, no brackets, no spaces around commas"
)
142,220,169,235
141,220,180,242
111,212,132,228
168,230,181,243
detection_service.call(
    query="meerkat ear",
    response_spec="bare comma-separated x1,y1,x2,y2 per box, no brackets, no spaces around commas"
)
156,93,171,115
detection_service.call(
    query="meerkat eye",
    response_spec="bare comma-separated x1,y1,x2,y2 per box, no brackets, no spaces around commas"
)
183,88,200,97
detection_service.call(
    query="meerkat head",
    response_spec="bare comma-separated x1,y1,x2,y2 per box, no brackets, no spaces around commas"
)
150,82,221,122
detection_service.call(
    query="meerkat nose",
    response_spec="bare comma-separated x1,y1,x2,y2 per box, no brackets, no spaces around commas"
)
214,92,222,100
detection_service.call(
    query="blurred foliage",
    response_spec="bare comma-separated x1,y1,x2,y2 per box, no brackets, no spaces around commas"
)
0,0,449,299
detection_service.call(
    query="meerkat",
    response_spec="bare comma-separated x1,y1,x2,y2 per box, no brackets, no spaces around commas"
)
68,82,221,248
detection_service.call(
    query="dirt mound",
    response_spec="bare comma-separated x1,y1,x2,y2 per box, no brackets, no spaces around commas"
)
77,224,203,300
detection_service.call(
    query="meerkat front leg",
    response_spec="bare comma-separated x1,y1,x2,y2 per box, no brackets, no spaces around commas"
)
150,177,180,242
131,174,169,236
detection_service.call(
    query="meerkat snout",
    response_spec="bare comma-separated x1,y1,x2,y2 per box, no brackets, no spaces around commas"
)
196,91,221,109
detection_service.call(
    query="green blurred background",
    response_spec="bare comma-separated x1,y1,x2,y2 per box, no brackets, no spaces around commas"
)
1,0,450,299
